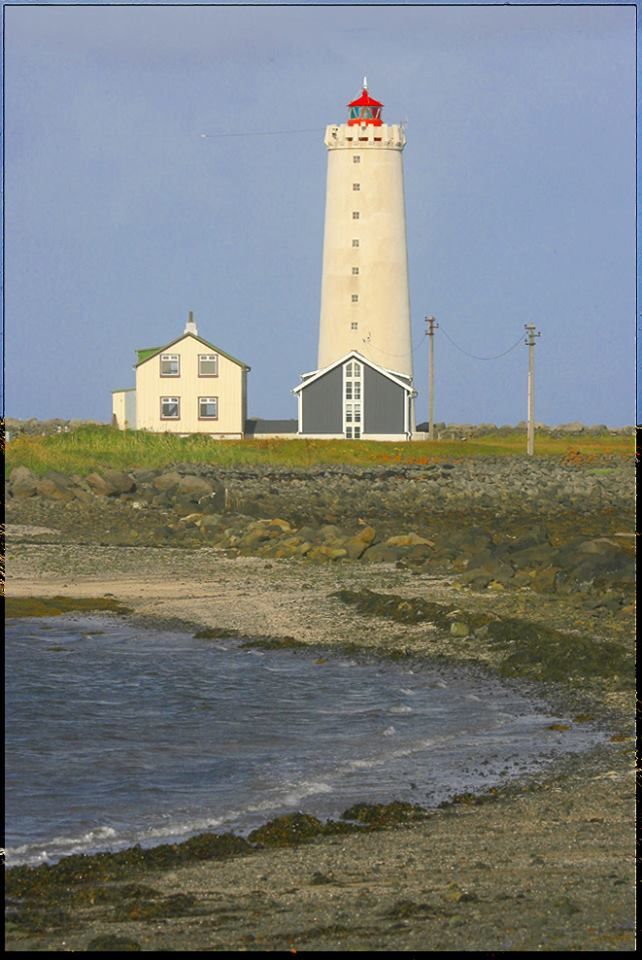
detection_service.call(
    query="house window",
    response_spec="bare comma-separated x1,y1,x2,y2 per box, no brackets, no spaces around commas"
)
352,211,360,219
198,353,219,377
160,354,180,377
352,239,360,247
344,360,363,440
351,294,359,302
352,267,359,275
353,155,361,163
161,397,180,419
199,397,219,420
353,183,360,191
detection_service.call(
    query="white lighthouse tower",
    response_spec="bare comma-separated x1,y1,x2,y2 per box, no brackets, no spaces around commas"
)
317,80,413,381
294,81,417,440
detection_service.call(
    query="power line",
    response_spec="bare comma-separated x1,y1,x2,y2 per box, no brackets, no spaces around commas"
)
439,325,524,361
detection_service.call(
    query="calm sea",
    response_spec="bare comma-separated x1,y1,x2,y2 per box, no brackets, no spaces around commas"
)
6,614,605,866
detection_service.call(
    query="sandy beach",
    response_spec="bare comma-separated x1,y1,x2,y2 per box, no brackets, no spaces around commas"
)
5,530,636,952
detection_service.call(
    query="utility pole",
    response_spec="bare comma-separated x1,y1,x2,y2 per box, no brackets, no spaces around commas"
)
425,315,439,439
524,323,541,456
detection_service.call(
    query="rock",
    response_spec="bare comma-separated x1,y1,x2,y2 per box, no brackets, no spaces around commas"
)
319,524,342,541
9,466,38,498
509,543,557,569
362,543,403,564
101,468,136,494
531,565,561,593
153,471,183,493
450,621,470,637
307,545,348,561
385,533,435,548
176,474,214,499
36,473,75,502
86,473,113,496
248,813,325,846
344,525,377,559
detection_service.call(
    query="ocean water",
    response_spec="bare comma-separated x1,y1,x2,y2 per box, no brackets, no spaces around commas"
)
6,614,605,866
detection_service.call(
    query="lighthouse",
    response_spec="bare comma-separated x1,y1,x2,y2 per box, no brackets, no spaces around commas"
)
294,81,416,440
318,80,413,380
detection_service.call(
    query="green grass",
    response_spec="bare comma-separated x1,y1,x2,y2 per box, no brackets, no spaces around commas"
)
5,424,634,477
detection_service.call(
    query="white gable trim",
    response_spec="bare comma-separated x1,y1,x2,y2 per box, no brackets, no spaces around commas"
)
293,351,415,395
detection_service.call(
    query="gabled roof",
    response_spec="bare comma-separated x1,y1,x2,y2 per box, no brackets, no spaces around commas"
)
135,332,250,371
293,351,416,395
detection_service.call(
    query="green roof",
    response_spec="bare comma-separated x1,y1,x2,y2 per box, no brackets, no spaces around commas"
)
136,346,163,364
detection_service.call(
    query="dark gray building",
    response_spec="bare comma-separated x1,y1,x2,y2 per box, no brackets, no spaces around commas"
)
293,352,416,440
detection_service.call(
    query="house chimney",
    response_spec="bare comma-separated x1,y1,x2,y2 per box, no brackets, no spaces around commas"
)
184,310,198,336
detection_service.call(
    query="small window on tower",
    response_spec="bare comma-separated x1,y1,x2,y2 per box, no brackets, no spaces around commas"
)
352,267,359,275
352,239,359,248
351,322,358,330
353,183,360,191
353,155,361,163
352,211,360,220
351,294,359,303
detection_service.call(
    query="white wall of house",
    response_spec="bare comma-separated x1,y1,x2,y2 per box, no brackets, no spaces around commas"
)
135,334,246,435
112,389,136,430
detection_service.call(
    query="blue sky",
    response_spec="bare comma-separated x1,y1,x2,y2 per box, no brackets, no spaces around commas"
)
4,3,636,425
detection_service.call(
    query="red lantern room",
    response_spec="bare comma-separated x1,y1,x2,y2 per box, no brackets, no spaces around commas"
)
347,77,383,126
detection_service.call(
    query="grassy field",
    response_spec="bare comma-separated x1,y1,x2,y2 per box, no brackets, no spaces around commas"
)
4,425,634,476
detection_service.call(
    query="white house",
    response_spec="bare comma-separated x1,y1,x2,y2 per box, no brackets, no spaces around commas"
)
112,313,250,437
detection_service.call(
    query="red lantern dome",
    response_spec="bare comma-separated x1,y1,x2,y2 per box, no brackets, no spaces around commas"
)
347,78,383,127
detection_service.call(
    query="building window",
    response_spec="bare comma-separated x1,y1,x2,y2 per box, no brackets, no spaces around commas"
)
199,397,219,420
353,183,360,191
351,322,358,330
353,155,361,163
352,267,359,275
351,294,359,302
198,353,219,377
160,354,180,377
161,397,180,419
352,211,360,219
352,239,360,247
344,360,363,439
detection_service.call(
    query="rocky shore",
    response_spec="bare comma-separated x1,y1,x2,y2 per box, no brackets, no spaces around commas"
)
6,456,635,609
5,455,636,952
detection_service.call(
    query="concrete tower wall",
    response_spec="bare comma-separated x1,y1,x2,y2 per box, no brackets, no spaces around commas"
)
317,122,413,378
